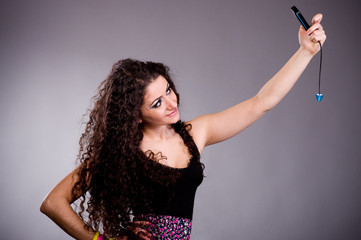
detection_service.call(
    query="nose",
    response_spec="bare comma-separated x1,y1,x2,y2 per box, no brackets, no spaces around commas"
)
165,97,177,109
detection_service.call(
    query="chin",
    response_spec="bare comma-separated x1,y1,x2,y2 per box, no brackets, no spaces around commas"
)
170,119,179,125
170,114,180,124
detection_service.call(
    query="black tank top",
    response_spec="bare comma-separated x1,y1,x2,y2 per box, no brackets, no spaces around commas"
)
136,129,203,220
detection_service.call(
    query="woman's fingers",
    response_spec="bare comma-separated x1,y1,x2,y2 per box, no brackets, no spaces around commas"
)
305,13,323,37
133,227,152,240
312,13,323,24
306,22,323,35
298,13,327,54
137,231,152,240
130,221,153,239
310,29,326,43
133,220,151,226
308,14,326,44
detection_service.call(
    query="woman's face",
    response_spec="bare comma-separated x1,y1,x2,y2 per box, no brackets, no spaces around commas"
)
140,75,179,127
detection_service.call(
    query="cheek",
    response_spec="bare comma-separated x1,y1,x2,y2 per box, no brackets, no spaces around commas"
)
141,108,164,122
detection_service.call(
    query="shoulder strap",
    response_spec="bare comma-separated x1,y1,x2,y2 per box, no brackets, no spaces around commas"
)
173,121,200,161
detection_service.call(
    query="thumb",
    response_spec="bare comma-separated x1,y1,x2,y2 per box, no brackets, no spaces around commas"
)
312,13,323,24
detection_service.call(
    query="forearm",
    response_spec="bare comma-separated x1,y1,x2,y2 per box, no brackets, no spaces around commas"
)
41,197,95,240
256,47,314,111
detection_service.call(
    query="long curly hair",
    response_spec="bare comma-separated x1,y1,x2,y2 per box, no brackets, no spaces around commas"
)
72,59,200,238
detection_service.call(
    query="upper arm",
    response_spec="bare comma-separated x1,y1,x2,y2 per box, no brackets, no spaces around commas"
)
41,167,85,210
188,95,267,151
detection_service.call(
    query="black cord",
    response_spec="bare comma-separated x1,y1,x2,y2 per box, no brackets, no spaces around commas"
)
318,41,322,94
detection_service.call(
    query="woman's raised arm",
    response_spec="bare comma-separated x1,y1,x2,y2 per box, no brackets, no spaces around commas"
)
189,14,326,152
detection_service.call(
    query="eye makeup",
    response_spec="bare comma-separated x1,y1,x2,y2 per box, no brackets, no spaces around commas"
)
149,83,171,109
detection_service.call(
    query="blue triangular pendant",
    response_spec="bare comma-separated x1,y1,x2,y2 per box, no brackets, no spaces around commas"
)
315,93,324,102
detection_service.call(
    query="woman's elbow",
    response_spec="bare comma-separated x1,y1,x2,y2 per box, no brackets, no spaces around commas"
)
252,95,276,113
40,195,52,215
40,194,63,216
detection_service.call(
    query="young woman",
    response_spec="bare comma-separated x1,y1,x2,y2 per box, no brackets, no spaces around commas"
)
41,14,326,240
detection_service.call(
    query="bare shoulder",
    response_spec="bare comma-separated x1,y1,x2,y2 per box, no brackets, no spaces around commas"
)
185,96,264,151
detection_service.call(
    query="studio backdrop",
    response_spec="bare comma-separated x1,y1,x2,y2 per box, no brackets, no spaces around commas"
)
0,0,360,239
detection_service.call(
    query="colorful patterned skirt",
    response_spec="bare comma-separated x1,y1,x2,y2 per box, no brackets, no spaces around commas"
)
134,214,192,240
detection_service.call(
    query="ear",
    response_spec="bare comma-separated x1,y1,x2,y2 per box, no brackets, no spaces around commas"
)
138,118,143,124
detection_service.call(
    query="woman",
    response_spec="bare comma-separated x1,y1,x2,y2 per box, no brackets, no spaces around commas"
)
41,14,326,240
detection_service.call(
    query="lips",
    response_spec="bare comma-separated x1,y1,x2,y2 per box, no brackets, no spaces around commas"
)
167,108,177,117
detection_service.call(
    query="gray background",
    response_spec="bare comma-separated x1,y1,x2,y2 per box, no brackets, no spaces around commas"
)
1,0,360,239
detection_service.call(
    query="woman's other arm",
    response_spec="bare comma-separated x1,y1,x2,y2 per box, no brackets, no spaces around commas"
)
189,14,326,152
40,168,95,240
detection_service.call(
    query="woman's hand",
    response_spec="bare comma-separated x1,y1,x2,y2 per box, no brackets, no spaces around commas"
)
298,13,327,56
128,220,153,240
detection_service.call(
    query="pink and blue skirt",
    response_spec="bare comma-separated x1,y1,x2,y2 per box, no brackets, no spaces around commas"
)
134,214,192,239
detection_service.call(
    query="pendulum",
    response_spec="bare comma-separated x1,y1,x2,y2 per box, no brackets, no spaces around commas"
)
315,42,324,102
316,93,324,102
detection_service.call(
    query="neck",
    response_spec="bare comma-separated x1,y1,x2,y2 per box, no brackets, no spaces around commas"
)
142,124,175,141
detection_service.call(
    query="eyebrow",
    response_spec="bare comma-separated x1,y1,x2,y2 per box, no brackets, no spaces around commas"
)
149,83,170,108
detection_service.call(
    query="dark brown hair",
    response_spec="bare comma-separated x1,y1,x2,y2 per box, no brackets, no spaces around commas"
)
72,59,197,238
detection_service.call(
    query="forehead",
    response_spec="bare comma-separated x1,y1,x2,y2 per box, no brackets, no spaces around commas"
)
143,75,168,103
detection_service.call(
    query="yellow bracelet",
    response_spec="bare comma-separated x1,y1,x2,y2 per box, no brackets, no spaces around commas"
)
93,232,100,240
93,231,115,240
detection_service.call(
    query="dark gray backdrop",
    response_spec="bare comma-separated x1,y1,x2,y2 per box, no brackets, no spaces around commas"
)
1,0,360,239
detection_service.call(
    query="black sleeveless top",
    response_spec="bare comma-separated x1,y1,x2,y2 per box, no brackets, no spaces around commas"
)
135,128,203,220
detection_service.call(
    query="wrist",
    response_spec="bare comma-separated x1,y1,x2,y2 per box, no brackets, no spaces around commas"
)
297,46,316,59
93,231,114,240
299,41,322,58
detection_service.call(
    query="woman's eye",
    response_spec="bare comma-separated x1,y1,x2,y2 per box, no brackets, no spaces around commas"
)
166,87,172,95
152,100,162,108
150,86,171,108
